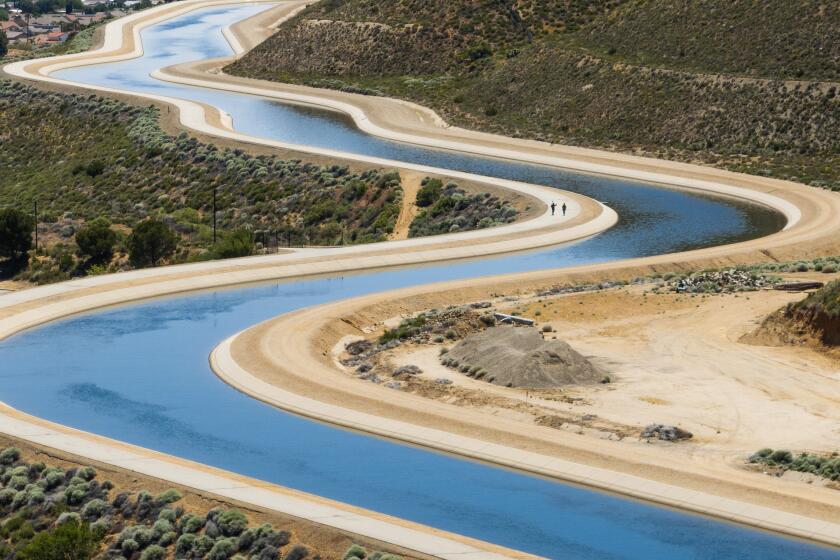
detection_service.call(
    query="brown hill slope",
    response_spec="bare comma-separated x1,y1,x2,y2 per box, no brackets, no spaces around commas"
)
228,0,840,190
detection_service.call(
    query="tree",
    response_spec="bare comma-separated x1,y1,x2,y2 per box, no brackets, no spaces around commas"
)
18,520,100,560
416,178,443,207
35,0,52,15
0,208,34,261
212,228,252,259
127,219,177,267
0,29,7,58
19,0,36,15
75,218,116,261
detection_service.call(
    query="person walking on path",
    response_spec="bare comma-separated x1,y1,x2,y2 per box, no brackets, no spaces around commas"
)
562,202,567,216
550,202,556,216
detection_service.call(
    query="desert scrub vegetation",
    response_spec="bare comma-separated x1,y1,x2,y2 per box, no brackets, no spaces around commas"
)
408,180,517,237
749,448,840,484
228,0,625,77
578,0,840,81
0,446,400,560
228,0,840,192
728,256,840,275
0,81,401,241
0,81,406,282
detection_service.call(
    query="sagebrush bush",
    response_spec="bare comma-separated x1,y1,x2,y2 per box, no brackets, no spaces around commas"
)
217,509,248,537
0,447,20,465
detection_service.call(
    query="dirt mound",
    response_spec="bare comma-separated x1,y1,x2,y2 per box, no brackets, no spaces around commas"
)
744,280,840,354
445,326,601,388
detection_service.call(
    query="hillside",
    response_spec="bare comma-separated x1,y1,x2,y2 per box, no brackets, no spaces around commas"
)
0,81,522,285
750,280,840,354
579,0,840,81
228,0,840,191
240,0,623,76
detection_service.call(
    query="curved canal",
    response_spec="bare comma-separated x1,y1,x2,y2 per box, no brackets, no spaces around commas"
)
2,3,836,559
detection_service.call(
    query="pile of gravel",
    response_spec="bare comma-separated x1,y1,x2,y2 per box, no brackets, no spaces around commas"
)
442,326,600,388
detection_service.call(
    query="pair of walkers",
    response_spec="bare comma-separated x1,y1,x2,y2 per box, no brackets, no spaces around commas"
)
550,201,567,216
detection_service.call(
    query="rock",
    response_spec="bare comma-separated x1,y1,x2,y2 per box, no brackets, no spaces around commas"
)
641,424,693,441
434,378,453,385
671,269,772,294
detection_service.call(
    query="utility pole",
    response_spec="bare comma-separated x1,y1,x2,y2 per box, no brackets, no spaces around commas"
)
212,185,217,245
33,200,38,252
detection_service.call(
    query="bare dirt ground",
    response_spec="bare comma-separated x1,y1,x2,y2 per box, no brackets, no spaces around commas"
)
339,272,840,483
389,172,423,240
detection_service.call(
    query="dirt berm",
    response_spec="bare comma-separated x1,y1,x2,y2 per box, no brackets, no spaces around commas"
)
446,326,600,388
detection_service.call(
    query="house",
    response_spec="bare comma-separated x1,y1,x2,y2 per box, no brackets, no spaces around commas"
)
0,21,22,34
47,30,69,41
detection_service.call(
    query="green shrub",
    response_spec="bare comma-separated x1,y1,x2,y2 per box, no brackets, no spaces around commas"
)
415,178,442,207
175,533,197,556
8,476,28,491
121,538,139,555
217,509,248,537
151,519,172,540
0,489,15,506
344,545,367,560
18,520,100,560
75,219,116,261
157,508,176,523
192,535,216,558
140,545,166,560
80,499,108,521
56,513,81,526
84,161,105,178
285,545,309,560
40,468,64,490
0,211,33,261
212,229,253,260
0,447,20,465
128,221,177,267
208,537,238,560
179,513,205,534
78,466,96,481
769,449,793,463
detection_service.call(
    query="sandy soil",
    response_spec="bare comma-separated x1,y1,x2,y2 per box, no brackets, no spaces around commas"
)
389,172,423,240
368,278,840,462
0,434,427,560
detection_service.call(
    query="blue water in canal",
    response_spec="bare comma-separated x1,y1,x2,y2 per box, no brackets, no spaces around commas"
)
1,4,833,559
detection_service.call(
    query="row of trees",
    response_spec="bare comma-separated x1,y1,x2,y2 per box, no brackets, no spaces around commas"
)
0,208,257,274
0,209,179,268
